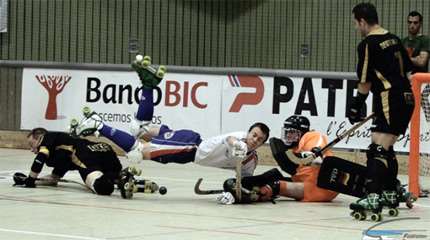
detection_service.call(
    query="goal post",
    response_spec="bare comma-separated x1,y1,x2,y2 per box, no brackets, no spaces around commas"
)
409,73,430,197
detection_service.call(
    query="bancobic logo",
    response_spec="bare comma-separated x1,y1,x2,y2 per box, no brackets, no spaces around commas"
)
228,75,264,112
36,74,71,120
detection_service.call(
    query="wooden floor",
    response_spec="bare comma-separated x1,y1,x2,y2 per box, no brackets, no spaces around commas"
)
0,148,429,240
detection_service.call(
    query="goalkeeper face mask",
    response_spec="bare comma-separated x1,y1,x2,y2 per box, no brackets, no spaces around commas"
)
281,127,302,147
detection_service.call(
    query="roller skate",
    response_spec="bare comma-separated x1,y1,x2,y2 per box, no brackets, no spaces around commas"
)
69,118,79,137
380,190,399,217
75,107,103,137
117,166,142,199
131,54,166,89
396,184,417,209
350,193,382,221
134,179,167,195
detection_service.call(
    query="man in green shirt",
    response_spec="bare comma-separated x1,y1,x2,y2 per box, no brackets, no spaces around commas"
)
402,11,430,73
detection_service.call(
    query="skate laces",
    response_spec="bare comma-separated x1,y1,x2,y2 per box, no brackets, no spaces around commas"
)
358,193,380,209
382,190,398,204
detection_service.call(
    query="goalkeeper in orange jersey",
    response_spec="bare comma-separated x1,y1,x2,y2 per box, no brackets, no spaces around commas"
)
217,115,338,204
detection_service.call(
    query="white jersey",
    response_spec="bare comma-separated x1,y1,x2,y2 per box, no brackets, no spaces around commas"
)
194,131,258,177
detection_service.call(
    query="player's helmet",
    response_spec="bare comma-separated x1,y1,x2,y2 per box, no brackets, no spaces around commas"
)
281,115,310,147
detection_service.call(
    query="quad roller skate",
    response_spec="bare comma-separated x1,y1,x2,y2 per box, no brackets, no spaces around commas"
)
117,166,142,199
117,166,167,198
135,179,167,195
72,107,103,137
131,54,166,89
350,193,383,221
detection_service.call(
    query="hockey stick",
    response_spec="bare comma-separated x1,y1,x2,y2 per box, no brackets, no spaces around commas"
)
286,112,376,165
37,177,94,192
235,157,242,202
194,178,224,195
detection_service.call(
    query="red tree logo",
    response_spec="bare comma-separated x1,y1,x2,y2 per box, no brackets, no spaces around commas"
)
36,75,71,120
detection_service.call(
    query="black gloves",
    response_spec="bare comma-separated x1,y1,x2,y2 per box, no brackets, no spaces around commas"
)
13,172,36,188
24,176,36,188
347,92,369,124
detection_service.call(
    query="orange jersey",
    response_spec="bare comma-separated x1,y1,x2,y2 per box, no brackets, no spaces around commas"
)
291,131,338,202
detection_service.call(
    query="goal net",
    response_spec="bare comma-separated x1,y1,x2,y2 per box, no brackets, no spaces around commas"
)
409,73,430,197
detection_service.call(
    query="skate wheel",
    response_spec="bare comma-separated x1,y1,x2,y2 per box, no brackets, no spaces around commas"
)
128,166,142,176
141,59,150,67
158,65,167,72
151,182,159,192
144,181,155,193
70,118,79,127
156,66,166,78
82,106,91,117
388,208,399,217
353,212,365,221
135,54,144,62
370,213,382,222
143,55,151,62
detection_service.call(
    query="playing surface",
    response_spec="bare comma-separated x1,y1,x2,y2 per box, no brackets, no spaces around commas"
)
1,148,429,240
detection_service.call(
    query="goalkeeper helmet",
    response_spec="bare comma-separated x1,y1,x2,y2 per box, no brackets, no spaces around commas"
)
282,115,310,147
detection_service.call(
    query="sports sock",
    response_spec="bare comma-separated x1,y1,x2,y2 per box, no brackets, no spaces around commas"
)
136,88,153,121
99,125,136,152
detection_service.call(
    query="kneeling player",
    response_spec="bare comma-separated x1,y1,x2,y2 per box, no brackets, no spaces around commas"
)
14,127,141,198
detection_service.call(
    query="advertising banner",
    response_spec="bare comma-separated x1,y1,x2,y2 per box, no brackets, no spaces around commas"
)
21,69,222,139
22,68,424,152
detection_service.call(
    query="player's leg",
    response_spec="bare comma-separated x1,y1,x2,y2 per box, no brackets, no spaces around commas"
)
75,111,151,156
130,55,166,137
130,87,154,138
80,169,115,195
148,125,202,164
241,168,289,190
277,181,304,200
377,90,414,210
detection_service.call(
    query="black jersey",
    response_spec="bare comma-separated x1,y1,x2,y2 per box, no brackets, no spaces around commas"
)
31,132,119,176
356,27,413,94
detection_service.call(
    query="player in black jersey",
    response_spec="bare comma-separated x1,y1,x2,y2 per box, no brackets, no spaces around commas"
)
348,2,415,220
15,127,124,196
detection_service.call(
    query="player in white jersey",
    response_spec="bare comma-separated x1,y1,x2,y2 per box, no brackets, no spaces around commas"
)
73,55,269,177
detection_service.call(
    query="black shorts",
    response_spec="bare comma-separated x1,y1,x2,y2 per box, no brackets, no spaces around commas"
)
371,90,415,135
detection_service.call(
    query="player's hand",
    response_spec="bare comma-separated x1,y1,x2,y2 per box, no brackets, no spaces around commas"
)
217,192,235,204
347,107,363,124
24,176,36,188
347,92,368,124
232,141,247,158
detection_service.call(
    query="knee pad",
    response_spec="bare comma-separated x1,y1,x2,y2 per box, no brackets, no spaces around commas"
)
93,175,114,195
366,144,392,192
85,171,114,195
366,144,390,168
388,146,398,177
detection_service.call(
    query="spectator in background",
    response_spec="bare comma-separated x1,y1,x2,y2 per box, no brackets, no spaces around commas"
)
402,11,430,73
